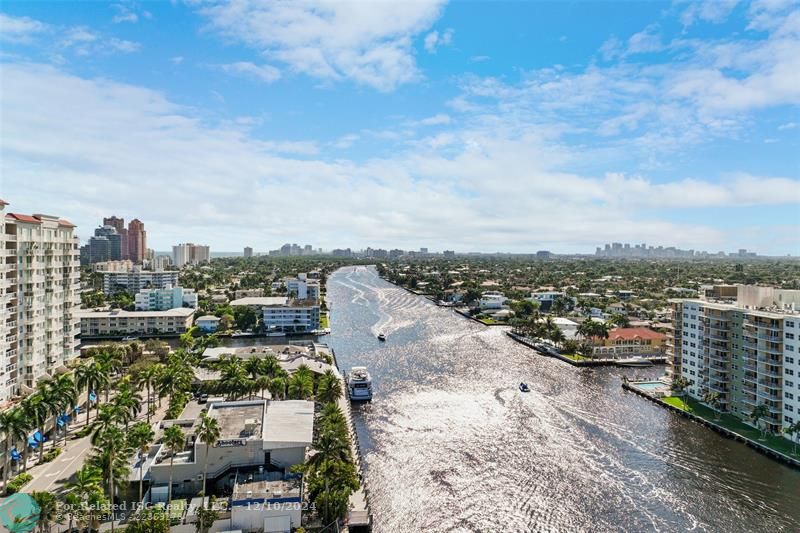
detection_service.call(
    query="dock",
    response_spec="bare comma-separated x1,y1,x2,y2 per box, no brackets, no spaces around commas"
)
506,331,668,367
327,346,373,532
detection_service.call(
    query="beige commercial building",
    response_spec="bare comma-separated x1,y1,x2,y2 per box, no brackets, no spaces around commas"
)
76,307,195,337
1,200,81,402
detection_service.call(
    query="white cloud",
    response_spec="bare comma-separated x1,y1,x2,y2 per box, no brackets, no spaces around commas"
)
679,0,740,27
418,113,451,126
220,61,281,83
627,25,663,54
111,1,152,24
333,134,360,149
58,26,141,56
778,121,797,130
2,62,796,253
424,28,453,53
194,0,447,91
0,13,48,43
469,55,490,63
171,56,185,64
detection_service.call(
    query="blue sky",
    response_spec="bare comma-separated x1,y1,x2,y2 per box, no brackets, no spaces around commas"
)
1,0,798,254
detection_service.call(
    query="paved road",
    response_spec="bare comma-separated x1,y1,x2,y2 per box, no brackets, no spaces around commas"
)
25,399,169,494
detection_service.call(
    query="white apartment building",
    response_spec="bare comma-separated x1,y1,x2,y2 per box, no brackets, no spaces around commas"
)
76,307,195,337
173,243,210,268
1,202,81,402
231,297,321,333
286,277,320,301
91,259,134,272
669,287,800,437
101,270,179,295
134,285,198,311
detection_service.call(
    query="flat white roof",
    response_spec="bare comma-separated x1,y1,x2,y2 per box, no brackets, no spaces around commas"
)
264,400,314,445
75,307,195,318
230,296,288,306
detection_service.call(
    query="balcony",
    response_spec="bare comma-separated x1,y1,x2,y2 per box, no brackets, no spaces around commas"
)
5,335,16,343
708,383,730,394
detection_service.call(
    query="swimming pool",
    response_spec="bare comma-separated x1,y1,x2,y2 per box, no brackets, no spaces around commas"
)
632,381,666,390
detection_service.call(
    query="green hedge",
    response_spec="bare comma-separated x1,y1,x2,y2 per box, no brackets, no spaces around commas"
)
42,447,62,463
6,473,33,495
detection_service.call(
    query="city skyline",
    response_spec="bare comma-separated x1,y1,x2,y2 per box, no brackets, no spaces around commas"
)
1,1,799,254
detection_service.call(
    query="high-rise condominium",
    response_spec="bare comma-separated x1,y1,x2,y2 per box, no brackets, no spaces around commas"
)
1,199,81,402
173,243,211,268
667,285,800,436
127,218,146,263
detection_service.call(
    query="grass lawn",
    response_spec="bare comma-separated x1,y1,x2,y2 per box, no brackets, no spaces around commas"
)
662,395,800,457
320,313,329,328
560,353,590,361
478,317,498,325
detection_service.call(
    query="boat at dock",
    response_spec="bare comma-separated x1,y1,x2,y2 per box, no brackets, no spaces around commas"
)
616,357,654,367
347,366,373,401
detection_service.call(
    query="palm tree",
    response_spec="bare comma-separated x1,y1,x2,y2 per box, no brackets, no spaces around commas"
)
134,363,164,423
782,421,800,455
75,360,110,427
113,384,143,431
268,375,287,401
316,370,342,405
548,327,566,349
46,374,78,448
90,403,123,445
163,425,186,507
89,426,132,533
66,465,105,532
31,491,61,533
196,413,221,513
749,404,770,439
671,376,690,409
128,422,155,503
21,393,51,466
0,408,27,487
703,391,721,421
92,346,125,402
288,372,314,400
63,492,81,533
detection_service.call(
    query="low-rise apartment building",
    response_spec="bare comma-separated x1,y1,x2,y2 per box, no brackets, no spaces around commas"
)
231,297,321,333
667,285,800,437
76,307,195,337
1,202,81,401
101,270,180,295
142,399,312,532
134,285,198,311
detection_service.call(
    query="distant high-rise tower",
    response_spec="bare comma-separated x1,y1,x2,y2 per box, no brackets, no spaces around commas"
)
127,219,146,263
244,246,253,258
104,216,128,259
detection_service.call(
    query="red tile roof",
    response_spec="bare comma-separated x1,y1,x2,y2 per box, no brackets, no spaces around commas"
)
58,219,76,228
608,327,666,341
6,213,41,224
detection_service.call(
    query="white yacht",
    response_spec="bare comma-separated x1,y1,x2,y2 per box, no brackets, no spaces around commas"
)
347,366,373,401
617,357,654,368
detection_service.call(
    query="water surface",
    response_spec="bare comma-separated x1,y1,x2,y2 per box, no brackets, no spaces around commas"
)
326,266,800,532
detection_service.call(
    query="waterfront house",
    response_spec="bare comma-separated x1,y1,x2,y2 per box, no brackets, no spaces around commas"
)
196,314,221,333
592,327,666,359
479,291,506,310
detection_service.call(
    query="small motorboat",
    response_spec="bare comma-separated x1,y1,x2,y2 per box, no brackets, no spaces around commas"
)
519,382,530,392
377,333,386,341
121,336,138,342
617,357,654,368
